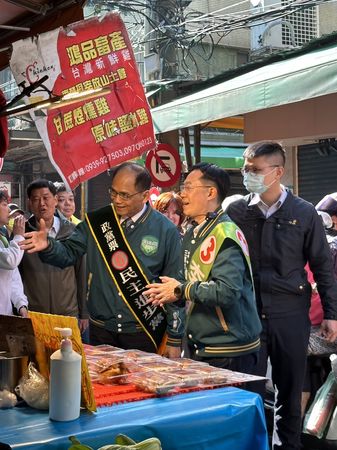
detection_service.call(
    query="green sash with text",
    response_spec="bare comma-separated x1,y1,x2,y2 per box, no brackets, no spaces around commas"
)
187,221,253,284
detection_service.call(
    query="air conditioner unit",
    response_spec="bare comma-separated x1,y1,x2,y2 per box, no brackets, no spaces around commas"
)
251,0,318,52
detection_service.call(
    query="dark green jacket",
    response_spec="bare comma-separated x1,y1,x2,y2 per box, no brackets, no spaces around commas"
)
181,210,261,357
40,204,185,346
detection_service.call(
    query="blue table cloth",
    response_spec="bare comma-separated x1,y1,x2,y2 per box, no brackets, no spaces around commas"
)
0,387,269,450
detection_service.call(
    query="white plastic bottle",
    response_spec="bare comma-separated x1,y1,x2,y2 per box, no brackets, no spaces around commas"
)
49,327,82,421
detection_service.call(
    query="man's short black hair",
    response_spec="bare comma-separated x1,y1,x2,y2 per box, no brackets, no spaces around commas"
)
244,141,286,166
27,179,57,198
0,189,9,203
110,162,152,191
192,162,230,203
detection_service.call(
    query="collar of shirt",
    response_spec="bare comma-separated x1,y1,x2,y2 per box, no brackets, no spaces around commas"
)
191,209,221,238
193,219,207,238
248,186,288,218
48,216,60,238
120,204,147,225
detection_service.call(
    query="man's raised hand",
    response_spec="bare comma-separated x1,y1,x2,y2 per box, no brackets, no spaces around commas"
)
12,215,26,236
19,218,49,253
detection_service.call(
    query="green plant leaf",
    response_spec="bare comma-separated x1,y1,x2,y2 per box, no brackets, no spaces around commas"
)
68,435,94,450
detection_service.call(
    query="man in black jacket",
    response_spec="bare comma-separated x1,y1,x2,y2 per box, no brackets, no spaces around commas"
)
227,141,337,450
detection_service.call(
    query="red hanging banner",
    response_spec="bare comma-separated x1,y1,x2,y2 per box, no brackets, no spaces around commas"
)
10,13,155,189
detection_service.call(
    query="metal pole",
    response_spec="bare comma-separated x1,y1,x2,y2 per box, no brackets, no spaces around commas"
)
182,127,193,171
193,125,201,163
80,181,87,220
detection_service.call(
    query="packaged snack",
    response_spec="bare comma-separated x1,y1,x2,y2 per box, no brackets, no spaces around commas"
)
86,353,126,385
130,371,183,395
193,366,228,385
164,368,200,387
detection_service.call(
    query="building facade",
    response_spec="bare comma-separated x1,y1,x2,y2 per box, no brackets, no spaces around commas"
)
1,0,336,208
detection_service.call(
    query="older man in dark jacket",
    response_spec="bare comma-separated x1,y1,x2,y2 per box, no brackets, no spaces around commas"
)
20,179,88,333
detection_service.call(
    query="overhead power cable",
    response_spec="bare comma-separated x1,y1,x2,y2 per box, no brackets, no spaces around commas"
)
77,0,337,78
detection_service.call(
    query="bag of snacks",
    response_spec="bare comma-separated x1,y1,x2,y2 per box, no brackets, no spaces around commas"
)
15,362,49,410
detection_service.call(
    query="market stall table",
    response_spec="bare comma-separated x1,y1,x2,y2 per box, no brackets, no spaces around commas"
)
0,387,268,450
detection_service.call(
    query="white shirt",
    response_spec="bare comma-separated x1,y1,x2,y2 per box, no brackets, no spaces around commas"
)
248,187,288,218
120,204,147,225
193,220,206,238
0,235,28,315
48,216,60,238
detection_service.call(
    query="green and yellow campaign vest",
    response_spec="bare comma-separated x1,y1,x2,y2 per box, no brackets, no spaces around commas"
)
184,220,253,303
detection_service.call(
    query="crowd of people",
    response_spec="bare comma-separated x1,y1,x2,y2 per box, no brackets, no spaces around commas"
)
1,140,337,450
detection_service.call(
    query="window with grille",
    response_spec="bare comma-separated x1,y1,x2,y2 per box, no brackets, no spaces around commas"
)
281,0,318,46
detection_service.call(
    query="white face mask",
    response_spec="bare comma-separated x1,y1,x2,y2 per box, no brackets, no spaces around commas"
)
243,168,277,194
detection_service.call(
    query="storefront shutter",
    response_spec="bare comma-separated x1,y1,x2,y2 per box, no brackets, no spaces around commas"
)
298,146,337,206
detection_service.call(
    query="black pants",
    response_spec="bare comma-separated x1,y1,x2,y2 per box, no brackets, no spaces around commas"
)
253,314,310,450
89,321,156,353
191,350,258,374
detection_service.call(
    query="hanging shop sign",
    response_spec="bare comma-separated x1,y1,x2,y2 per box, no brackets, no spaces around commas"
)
145,143,181,188
9,13,155,189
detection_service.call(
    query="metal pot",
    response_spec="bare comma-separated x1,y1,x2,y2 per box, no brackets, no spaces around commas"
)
0,355,29,392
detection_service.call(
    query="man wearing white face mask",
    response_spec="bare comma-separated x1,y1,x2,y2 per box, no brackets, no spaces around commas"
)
243,164,279,194
227,141,337,450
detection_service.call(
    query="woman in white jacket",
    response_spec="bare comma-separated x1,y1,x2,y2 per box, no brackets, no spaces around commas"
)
0,190,28,317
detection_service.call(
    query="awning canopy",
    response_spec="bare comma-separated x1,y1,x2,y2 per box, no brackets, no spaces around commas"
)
0,0,85,71
151,41,337,134
180,146,245,169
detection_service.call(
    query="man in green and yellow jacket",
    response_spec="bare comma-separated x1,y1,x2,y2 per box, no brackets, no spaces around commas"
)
145,163,261,373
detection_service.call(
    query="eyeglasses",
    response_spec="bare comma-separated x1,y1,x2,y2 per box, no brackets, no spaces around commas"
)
108,188,145,201
180,184,213,192
240,165,279,175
